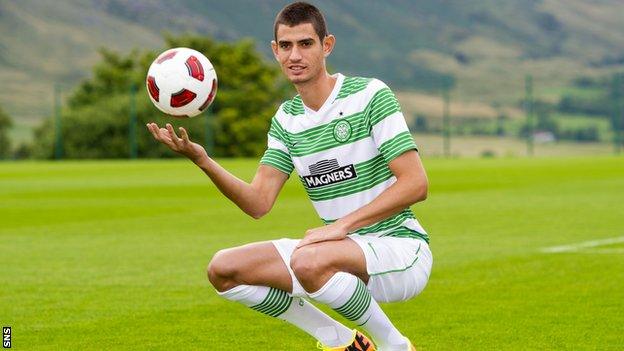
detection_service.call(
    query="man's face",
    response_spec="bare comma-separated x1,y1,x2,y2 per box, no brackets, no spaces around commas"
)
272,23,334,85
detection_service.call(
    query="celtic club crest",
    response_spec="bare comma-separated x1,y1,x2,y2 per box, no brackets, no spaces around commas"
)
333,119,352,143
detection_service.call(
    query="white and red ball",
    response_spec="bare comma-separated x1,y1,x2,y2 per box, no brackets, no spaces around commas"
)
146,47,217,118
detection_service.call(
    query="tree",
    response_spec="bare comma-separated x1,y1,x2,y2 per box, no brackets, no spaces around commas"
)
0,106,12,159
33,34,290,159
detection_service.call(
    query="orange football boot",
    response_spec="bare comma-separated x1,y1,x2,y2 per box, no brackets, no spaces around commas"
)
317,330,376,351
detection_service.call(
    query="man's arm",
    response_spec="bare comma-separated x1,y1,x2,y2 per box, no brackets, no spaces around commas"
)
297,150,427,247
336,150,427,231
147,123,289,219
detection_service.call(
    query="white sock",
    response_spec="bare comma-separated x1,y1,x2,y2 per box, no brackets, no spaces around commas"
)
308,272,409,351
218,285,353,347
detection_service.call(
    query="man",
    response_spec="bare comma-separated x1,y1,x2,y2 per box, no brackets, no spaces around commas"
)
147,2,432,350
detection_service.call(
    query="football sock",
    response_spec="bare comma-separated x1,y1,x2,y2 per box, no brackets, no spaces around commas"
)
218,285,354,347
308,272,409,351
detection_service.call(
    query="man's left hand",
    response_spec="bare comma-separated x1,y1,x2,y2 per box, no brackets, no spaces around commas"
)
296,222,349,248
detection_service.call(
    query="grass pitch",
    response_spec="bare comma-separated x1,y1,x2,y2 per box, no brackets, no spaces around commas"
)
1,156,623,350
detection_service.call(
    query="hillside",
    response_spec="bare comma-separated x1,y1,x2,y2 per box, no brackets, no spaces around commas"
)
2,0,624,142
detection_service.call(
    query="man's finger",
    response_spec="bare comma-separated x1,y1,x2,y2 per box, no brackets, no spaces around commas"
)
179,127,191,143
147,123,164,142
296,235,320,248
166,124,182,147
157,128,173,143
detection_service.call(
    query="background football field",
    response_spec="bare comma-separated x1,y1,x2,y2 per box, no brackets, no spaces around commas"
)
1,156,623,350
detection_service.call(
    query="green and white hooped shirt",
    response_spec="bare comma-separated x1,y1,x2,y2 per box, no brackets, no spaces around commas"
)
260,73,428,242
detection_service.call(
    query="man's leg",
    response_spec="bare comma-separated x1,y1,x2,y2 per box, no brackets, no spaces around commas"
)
290,239,410,351
207,241,355,347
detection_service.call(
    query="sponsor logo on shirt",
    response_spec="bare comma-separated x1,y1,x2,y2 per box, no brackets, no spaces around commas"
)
303,159,357,188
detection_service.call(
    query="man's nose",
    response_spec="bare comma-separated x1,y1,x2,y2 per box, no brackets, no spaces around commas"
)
289,46,302,61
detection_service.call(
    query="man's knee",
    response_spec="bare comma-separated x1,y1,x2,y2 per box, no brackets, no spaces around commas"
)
290,246,331,287
207,249,238,291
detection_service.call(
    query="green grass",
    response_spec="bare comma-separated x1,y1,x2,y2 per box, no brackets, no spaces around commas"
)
413,133,614,158
1,157,623,350
537,86,605,101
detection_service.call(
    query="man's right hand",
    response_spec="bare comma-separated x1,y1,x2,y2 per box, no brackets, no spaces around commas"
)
147,122,289,219
146,122,209,164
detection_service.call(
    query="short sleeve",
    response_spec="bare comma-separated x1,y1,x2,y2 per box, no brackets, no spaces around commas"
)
259,117,294,175
367,83,418,163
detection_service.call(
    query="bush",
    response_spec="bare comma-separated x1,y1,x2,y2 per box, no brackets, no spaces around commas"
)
558,126,600,142
558,95,610,116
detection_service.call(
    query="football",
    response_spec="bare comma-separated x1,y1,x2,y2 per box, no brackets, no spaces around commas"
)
146,47,218,118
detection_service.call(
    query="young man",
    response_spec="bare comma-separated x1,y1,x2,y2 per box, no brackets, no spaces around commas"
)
147,2,432,350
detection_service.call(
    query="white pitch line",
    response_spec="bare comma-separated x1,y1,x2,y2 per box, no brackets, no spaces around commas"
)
575,248,624,254
540,236,624,253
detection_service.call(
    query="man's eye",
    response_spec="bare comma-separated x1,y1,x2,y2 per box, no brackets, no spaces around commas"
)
280,43,290,49
302,41,312,47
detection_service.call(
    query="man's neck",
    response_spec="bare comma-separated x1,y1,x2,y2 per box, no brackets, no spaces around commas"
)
295,72,337,112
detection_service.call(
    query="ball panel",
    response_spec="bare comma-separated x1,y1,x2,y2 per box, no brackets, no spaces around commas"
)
185,56,205,81
156,50,178,64
170,88,197,108
146,76,160,102
156,61,188,95
199,78,218,111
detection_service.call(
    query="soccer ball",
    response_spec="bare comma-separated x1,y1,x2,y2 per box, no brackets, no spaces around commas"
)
146,47,218,118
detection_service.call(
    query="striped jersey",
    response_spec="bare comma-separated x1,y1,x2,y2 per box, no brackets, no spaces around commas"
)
260,73,428,242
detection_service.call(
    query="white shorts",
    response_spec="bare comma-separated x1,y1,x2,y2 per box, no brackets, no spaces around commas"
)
272,235,432,303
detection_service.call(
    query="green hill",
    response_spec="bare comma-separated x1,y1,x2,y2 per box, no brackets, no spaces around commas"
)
2,0,624,142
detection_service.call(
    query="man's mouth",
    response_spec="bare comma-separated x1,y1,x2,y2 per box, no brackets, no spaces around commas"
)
288,65,306,73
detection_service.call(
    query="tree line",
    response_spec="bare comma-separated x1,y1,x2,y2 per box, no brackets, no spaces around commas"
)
2,34,291,160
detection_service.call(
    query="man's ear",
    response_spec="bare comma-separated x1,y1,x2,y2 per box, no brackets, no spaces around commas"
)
323,34,335,57
271,40,279,60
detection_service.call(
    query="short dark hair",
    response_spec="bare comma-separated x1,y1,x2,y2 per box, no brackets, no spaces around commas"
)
274,2,328,41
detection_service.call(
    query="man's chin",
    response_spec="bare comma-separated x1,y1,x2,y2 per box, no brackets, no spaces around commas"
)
289,74,311,84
